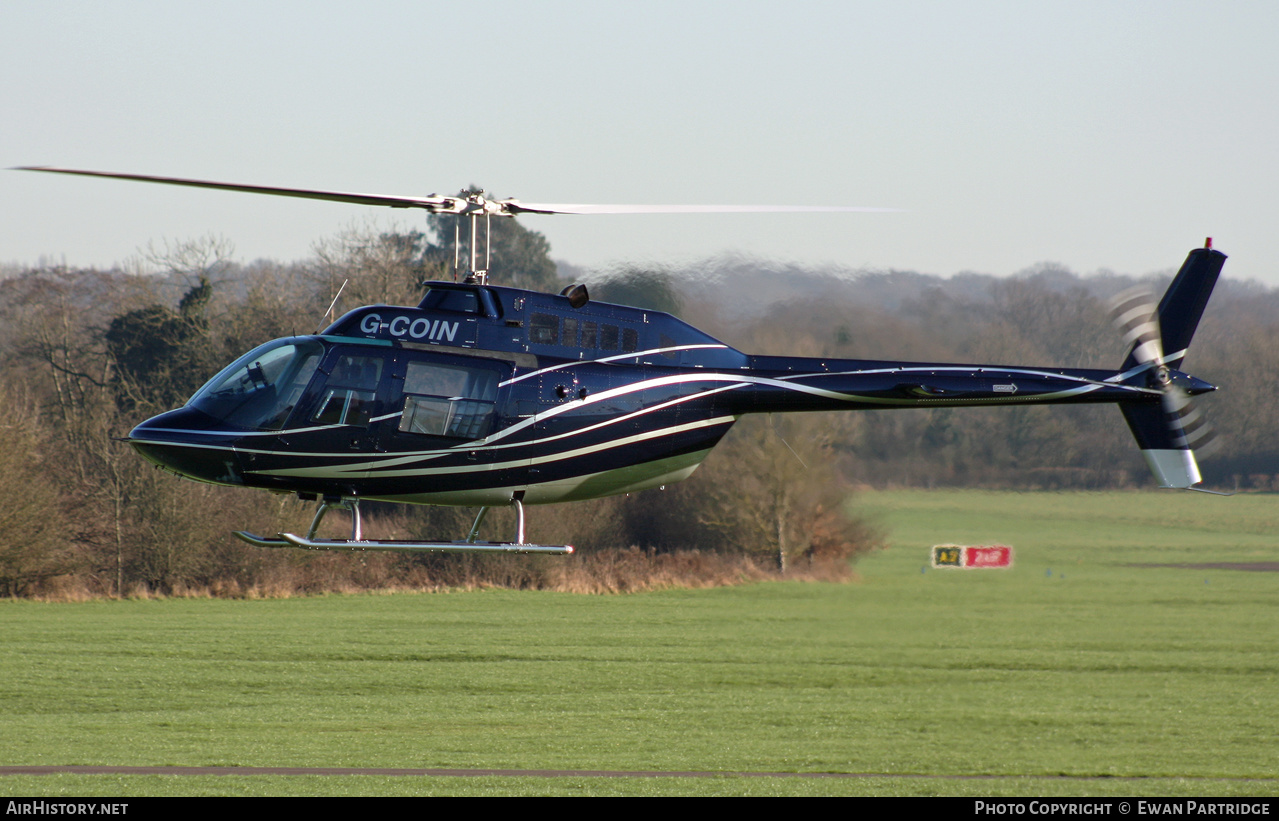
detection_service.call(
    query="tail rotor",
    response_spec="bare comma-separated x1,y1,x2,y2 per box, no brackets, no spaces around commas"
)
1108,249,1224,490
1109,284,1220,459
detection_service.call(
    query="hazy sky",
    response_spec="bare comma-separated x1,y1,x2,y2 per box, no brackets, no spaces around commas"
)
4,1,1277,283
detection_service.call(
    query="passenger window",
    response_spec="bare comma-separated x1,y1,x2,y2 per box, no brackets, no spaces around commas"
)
600,324,620,351
529,313,560,345
398,360,500,440
622,328,638,353
563,317,580,347
313,355,383,427
581,321,599,349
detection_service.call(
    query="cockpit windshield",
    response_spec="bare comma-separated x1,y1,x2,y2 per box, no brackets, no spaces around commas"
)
187,339,324,430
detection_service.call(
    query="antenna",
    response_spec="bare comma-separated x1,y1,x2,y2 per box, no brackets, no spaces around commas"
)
315,279,348,333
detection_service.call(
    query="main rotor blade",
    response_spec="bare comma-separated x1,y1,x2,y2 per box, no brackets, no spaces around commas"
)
505,202,903,215
16,167,900,218
16,166,462,212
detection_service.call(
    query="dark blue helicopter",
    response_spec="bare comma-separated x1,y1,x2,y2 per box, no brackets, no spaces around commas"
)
20,168,1226,555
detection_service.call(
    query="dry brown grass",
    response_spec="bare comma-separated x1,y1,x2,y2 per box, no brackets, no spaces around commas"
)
543,548,854,594
9,488,878,602
12,544,858,601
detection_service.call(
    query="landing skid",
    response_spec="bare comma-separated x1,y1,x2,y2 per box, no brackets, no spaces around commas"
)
232,496,573,555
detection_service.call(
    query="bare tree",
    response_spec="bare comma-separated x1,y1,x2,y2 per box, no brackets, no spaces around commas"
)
0,381,71,596
311,222,445,311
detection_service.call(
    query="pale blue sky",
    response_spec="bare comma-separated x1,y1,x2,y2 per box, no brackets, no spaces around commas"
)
4,1,1277,282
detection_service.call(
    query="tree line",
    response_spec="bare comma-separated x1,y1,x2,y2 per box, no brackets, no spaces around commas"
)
1,220,1273,598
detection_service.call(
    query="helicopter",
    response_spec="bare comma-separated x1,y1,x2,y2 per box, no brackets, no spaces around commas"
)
19,167,1226,555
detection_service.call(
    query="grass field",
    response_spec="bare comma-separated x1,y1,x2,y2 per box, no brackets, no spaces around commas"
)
2,489,1276,797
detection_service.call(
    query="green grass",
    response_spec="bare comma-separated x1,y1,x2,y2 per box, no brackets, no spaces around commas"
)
2,490,1276,796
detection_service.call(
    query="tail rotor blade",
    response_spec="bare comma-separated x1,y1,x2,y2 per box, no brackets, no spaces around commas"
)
1109,286,1163,366
1162,387,1220,457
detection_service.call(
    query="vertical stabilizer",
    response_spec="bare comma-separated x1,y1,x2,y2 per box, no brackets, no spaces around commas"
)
1120,401,1203,488
1121,245,1226,371
1115,242,1225,489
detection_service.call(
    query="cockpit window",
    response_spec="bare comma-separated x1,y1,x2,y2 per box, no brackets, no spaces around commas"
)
187,339,323,430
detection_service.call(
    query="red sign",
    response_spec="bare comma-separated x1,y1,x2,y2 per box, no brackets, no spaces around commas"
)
964,546,1012,568
932,544,1013,568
